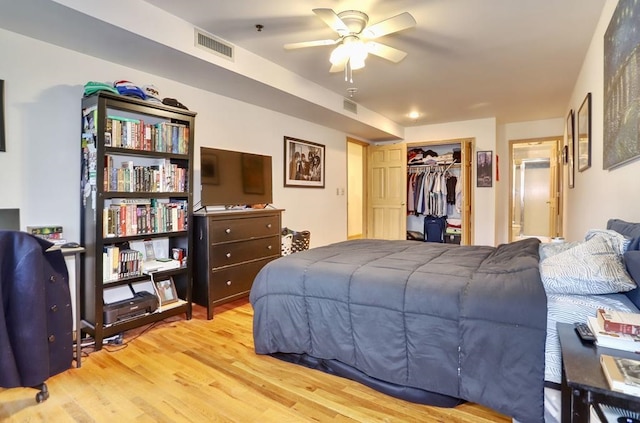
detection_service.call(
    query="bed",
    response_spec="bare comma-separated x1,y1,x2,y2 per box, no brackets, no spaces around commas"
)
250,219,640,423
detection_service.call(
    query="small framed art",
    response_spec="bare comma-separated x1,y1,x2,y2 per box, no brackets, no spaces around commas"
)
154,276,178,306
566,109,575,188
577,93,592,172
476,150,493,188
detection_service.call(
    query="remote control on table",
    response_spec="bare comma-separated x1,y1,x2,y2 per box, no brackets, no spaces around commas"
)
574,322,596,343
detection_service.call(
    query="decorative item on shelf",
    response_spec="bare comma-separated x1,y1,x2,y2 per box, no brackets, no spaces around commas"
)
153,276,179,306
284,136,325,188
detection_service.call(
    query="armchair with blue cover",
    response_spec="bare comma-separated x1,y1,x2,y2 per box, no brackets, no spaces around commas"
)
0,231,73,402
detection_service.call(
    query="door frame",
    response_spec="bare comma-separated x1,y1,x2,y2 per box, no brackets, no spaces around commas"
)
347,137,368,239
406,138,474,245
508,136,563,242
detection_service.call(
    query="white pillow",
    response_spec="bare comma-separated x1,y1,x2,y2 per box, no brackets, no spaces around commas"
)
540,231,636,294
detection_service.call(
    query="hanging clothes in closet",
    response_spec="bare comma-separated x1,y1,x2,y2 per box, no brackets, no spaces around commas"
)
407,164,458,218
407,164,459,242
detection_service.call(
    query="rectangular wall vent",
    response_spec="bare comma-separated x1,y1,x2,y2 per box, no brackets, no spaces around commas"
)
343,98,358,114
195,28,234,61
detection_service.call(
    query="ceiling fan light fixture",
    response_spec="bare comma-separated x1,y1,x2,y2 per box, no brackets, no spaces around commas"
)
330,44,348,65
349,55,366,70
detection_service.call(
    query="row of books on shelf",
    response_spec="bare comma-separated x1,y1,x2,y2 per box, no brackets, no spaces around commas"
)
105,116,189,154
103,244,185,282
104,156,188,193
103,199,188,237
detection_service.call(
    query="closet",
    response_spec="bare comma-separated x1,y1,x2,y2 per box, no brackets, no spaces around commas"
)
406,139,473,245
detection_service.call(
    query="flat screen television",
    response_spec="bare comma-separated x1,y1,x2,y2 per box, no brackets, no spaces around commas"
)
200,146,273,207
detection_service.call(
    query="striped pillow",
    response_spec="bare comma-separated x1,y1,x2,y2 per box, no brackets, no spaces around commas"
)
540,231,636,294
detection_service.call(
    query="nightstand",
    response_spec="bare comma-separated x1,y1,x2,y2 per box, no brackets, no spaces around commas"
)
557,322,640,422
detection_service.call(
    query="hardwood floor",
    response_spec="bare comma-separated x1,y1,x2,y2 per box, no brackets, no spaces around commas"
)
0,300,511,422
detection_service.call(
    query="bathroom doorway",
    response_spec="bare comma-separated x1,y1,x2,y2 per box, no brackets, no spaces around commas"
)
509,137,562,242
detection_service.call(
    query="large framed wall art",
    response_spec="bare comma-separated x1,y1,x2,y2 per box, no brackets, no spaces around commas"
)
284,136,325,188
603,0,640,169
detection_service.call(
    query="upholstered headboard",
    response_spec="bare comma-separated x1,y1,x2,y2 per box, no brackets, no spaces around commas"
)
607,219,640,309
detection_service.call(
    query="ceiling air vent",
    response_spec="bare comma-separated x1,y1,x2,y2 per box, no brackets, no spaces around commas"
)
194,28,234,61
343,98,358,114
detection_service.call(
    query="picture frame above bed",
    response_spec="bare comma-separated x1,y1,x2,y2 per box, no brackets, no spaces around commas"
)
577,93,592,172
0,79,6,152
566,109,575,188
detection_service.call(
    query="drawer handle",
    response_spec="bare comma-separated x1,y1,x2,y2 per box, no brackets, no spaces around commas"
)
225,228,231,234
267,245,272,250
226,280,232,286
226,252,231,258
267,223,272,228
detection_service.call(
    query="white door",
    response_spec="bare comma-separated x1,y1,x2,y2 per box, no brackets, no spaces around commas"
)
367,143,407,240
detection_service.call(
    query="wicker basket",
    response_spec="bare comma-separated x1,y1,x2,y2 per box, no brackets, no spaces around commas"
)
281,228,311,254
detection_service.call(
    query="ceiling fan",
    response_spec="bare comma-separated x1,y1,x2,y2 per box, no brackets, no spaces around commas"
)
284,8,416,79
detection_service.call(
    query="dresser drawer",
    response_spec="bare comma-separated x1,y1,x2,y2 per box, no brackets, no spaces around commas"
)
209,214,280,243
210,257,276,302
210,235,280,268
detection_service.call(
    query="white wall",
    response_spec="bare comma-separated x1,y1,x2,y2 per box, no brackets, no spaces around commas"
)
565,0,640,241
0,28,347,248
404,118,497,246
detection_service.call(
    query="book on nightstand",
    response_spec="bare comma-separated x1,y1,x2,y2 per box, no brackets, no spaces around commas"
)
587,316,640,352
597,308,640,336
600,354,640,396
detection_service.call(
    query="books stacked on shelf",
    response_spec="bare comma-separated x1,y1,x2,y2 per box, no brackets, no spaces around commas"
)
26,225,67,246
103,245,143,282
597,308,640,336
106,116,189,154
104,156,188,193
103,198,188,237
587,316,640,352
600,354,640,396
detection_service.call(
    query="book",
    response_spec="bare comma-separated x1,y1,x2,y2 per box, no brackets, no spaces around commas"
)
600,354,640,396
598,308,640,336
587,316,640,352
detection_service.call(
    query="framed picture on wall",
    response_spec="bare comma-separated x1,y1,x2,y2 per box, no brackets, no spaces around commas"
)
284,136,325,188
0,79,5,152
476,150,493,188
577,93,592,172
566,109,575,188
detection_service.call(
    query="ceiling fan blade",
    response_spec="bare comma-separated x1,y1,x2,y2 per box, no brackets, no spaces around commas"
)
284,39,338,50
313,8,350,36
362,12,416,39
366,41,408,63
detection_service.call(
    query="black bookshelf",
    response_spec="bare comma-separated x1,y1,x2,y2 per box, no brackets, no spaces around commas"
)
80,92,196,350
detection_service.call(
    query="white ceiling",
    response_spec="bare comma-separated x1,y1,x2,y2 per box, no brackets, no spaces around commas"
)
0,0,606,140
142,0,606,127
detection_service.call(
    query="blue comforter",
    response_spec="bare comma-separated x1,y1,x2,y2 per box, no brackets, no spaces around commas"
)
251,238,546,422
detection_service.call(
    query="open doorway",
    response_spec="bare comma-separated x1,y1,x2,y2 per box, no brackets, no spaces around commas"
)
347,138,367,239
509,137,562,243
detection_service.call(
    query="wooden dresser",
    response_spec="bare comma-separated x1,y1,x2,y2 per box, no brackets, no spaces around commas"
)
193,209,283,319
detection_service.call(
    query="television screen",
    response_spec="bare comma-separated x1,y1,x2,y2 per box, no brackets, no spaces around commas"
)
200,147,273,207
